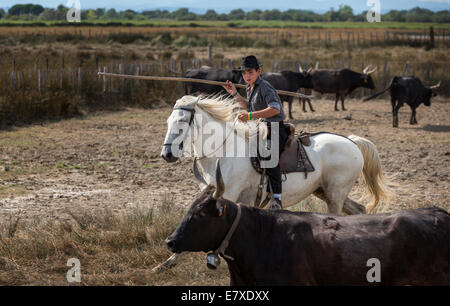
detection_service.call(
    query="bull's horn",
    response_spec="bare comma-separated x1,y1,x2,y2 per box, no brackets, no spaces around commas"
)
315,61,319,70
193,157,207,187
298,65,303,73
429,81,441,89
367,66,378,75
306,67,312,74
213,159,225,199
363,64,372,74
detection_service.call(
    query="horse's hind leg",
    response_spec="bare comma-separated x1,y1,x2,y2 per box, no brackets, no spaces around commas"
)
343,198,366,215
314,187,363,215
312,187,343,214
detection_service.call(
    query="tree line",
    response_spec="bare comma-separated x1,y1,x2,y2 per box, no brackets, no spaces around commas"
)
1,4,449,23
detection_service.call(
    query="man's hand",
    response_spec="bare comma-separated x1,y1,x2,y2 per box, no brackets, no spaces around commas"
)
222,80,237,96
237,112,248,122
237,108,280,123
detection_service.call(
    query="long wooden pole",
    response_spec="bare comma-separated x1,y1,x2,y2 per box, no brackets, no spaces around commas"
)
97,71,313,99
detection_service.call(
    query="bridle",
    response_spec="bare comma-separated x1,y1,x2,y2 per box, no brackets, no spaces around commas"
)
162,107,196,150
163,106,238,160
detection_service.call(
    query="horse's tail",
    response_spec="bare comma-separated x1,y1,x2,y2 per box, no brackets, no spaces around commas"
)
348,135,394,213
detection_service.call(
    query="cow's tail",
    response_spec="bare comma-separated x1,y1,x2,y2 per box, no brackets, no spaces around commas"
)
348,135,394,213
363,78,395,102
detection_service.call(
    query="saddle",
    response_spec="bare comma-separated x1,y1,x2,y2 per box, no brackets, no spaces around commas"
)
250,123,315,208
251,123,315,177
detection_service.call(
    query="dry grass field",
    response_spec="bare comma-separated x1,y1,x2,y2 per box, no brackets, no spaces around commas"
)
0,96,448,285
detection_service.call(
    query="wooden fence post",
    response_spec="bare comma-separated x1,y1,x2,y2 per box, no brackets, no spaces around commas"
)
78,66,82,94
208,44,212,66
361,61,365,98
103,66,107,93
61,56,65,88
38,69,41,93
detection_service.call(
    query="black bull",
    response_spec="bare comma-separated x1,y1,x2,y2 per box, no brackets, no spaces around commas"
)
166,163,450,286
262,71,314,119
364,76,440,127
184,67,244,95
307,68,376,111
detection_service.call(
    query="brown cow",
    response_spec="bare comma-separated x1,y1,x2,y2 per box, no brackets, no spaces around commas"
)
166,161,450,285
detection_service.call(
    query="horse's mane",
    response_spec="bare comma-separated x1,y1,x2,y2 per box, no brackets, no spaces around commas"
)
174,94,264,139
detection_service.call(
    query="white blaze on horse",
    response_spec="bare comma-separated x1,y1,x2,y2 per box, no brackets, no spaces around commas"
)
156,94,392,272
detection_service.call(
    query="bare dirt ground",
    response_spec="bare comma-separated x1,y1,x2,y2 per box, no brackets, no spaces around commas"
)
0,96,449,285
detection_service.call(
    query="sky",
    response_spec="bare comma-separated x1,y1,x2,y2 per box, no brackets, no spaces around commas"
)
1,0,449,13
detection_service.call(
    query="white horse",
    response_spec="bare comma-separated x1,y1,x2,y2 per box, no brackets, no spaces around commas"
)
156,94,392,272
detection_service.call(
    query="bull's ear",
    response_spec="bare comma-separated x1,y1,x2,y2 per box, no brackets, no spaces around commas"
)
215,200,225,217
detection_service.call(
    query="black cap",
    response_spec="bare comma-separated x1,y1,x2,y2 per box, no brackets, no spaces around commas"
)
239,55,262,71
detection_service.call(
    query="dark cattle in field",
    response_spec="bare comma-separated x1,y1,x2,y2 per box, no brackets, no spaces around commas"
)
364,76,441,127
185,66,244,96
307,66,377,111
166,162,450,286
299,88,314,113
262,70,314,119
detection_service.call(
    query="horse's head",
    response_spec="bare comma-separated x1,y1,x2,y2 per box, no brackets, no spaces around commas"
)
161,96,198,162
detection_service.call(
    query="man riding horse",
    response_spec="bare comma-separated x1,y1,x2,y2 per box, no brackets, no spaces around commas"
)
223,55,289,209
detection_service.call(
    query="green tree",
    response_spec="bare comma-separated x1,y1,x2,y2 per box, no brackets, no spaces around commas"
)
217,13,229,21
105,8,118,19
8,4,43,16
383,10,407,22
405,7,433,22
38,8,56,20
203,9,218,20
30,4,44,15
95,8,105,18
171,8,197,20
246,9,261,20
87,9,97,20
325,7,338,21
261,9,281,20
336,5,354,21
55,4,68,20
431,10,450,23
229,9,245,20
121,9,137,20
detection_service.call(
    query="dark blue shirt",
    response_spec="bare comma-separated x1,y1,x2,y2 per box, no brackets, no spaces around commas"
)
246,76,286,122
